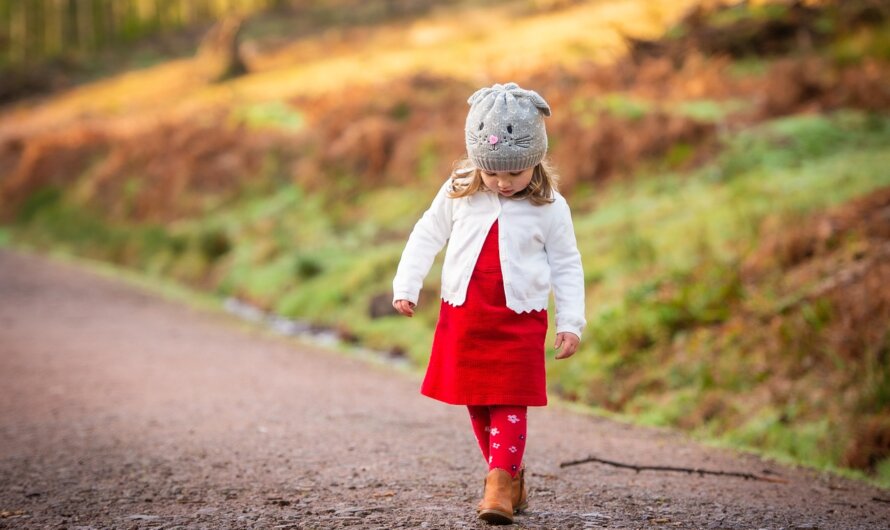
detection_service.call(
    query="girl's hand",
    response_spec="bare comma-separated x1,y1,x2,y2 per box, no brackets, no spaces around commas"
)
393,299,416,317
554,332,580,359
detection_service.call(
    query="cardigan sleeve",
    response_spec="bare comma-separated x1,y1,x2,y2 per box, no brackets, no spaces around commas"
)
544,196,587,338
392,179,455,305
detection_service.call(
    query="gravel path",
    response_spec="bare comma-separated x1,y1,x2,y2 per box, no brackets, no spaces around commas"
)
1,249,888,529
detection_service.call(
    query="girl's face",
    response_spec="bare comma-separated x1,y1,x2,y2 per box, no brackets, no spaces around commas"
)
480,167,534,197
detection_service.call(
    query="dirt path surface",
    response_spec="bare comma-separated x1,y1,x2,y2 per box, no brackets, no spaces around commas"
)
1,249,888,529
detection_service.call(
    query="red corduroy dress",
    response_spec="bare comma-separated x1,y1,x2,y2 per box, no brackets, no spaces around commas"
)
421,220,549,406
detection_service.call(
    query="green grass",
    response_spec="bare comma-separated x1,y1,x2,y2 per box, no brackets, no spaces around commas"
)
229,101,305,132
550,110,890,481
572,93,752,126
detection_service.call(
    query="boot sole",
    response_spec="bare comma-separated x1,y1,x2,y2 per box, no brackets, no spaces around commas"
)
479,509,514,525
478,503,526,515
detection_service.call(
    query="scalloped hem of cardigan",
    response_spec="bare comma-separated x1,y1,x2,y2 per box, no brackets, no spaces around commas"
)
440,295,547,314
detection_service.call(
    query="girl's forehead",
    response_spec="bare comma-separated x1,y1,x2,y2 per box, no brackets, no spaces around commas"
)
482,168,533,175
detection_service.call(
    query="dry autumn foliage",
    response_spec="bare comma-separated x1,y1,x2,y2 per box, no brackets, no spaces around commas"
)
3,1,889,219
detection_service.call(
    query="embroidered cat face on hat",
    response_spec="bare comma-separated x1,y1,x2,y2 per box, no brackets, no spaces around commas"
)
464,82,551,172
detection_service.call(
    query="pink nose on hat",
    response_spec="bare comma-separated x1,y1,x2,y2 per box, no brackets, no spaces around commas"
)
488,135,499,145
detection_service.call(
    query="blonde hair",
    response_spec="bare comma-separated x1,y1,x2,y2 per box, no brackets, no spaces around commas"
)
447,158,558,206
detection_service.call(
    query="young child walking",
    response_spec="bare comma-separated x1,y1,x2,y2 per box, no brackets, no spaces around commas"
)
392,82,586,525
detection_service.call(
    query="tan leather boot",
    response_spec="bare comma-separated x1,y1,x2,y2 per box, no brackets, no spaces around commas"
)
478,468,514,524
512,466,528,513
477,466,528,514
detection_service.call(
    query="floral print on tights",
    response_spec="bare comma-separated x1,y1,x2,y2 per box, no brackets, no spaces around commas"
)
467,405,527,477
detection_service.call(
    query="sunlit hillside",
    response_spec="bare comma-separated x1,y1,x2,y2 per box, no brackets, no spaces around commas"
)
0,0,697,137
1,0,889,488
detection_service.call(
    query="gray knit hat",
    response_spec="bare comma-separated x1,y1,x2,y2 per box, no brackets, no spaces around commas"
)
465,82,551,172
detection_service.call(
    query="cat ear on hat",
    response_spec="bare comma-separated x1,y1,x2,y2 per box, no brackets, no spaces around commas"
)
502,83,551,117
523,90,551,117
467,86,494,106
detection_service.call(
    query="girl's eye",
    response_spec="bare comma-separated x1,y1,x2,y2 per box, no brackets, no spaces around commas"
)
509,172,522,176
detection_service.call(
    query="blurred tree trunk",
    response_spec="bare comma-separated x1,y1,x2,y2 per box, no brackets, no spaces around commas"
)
1,0,22,64
104,0,117,47
92,0,105,49
44,0,62,58
24,0,38,61
196,15,248,82
0,1,7,63
13,0,27,63
77,0,94,54
151,0,164,33
63,0,78,53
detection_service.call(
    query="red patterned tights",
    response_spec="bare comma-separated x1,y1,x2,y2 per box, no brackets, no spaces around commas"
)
467,405,527,477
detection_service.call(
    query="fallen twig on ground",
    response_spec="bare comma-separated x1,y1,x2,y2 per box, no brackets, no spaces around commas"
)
560,455,789,484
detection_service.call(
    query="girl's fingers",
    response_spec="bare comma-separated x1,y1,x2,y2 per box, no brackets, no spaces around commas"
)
394,300,415,317
554,335,563,357
556,346,575,359
554,333,579,359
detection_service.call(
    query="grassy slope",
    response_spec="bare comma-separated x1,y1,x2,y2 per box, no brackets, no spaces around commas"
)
557,112,890,476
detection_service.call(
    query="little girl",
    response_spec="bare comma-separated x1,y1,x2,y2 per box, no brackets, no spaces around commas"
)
392,82,585,525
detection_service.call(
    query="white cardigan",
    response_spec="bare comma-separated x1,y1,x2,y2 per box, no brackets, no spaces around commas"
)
392,177,586,338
